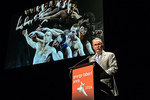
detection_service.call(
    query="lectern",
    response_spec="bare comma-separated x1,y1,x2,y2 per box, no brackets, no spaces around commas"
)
71,62,109,100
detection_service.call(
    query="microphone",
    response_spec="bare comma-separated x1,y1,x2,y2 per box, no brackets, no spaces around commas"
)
68,54,93,70
68,54,93,79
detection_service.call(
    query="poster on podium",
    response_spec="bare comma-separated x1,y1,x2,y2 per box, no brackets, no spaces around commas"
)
72,64,94,100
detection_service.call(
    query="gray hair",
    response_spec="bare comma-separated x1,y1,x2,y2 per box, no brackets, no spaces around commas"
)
92,37,103,44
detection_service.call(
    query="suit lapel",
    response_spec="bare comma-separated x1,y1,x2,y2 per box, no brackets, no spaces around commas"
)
99,50,106,66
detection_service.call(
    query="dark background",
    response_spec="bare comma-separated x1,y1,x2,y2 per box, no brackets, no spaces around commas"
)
0,0,149,100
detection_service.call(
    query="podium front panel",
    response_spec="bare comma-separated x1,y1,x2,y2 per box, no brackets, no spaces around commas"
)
72,64,94,100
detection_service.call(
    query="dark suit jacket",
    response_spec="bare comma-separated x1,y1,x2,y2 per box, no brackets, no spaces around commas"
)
89,50,119,96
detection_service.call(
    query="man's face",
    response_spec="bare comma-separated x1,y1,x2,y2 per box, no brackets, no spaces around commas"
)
79,26,87,35
92,39,103,54
44,31,52,43
70,27,78,37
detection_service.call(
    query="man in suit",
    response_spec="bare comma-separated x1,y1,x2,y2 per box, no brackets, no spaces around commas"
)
89,37,119,100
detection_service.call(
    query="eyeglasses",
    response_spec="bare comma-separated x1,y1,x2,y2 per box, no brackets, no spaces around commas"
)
93,43,102,46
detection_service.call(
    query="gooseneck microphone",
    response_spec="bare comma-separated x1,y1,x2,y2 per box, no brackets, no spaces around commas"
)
68,55,91,69
68,54,93,79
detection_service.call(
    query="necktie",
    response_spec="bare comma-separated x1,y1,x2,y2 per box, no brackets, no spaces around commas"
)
96,54,99,63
